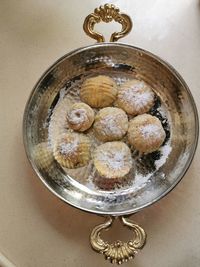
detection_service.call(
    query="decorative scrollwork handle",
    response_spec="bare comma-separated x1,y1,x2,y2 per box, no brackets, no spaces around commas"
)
90,216,146,264
83,4,132,42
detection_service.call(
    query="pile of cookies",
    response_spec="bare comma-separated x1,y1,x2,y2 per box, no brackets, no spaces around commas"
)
53,75,166,189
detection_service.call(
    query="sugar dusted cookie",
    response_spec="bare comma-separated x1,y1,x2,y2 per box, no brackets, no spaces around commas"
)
80,75,117,108
53,132,91,168
93,141,132,180
116,79,155,115
128,114,166,153
67,102,94,132
93,107,128,142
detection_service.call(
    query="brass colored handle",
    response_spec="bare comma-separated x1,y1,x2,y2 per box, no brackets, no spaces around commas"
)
83,4,132,42
90,216,146,264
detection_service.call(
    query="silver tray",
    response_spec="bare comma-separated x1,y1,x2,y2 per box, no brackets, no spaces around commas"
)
23,4,198,264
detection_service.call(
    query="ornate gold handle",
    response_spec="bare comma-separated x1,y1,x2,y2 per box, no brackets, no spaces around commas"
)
83,4,132,42
90,216,146,264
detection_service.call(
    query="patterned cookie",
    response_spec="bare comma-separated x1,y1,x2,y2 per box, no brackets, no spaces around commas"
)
53,132,91,168
80,75,117,108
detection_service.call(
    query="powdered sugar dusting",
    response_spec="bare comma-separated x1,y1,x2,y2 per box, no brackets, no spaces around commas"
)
134,92,154,107
48,97,72,149
59,138,79,155
155,143,172,169
95,142,133,175
98,150,126,170
140,124,162,139
122,88,154,108
132,172,152,191
59,87,66,100
67,108,87,125
100,115,125,136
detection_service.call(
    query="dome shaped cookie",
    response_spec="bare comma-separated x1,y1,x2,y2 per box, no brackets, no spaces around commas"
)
80,75,117,108
33,142,54,171
67,102,94,132
53,132,91,168
93,142,132,180
116,79,155,115
128,114,166,153
93,107,128,142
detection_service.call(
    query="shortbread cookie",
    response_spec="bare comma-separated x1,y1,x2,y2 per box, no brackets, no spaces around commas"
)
116,79,155,115
93,107,128,142
53,132,91,168
80,75,117,108
93,142,132,180
33,142,54,171
67,102,94,132
128,114,166,153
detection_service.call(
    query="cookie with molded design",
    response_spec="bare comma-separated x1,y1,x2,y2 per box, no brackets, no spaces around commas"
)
80,75,117,108
33,142,54,171
53,132,91,168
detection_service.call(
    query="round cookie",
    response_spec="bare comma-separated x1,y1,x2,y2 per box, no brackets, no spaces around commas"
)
128,114,166,153
67,102,94,132
93,141,132,180
116,79,155,115
93,107,128,142
80,75,117,108
53,132,91,168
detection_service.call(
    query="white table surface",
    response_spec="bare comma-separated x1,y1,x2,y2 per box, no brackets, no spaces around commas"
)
0,0,200,266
